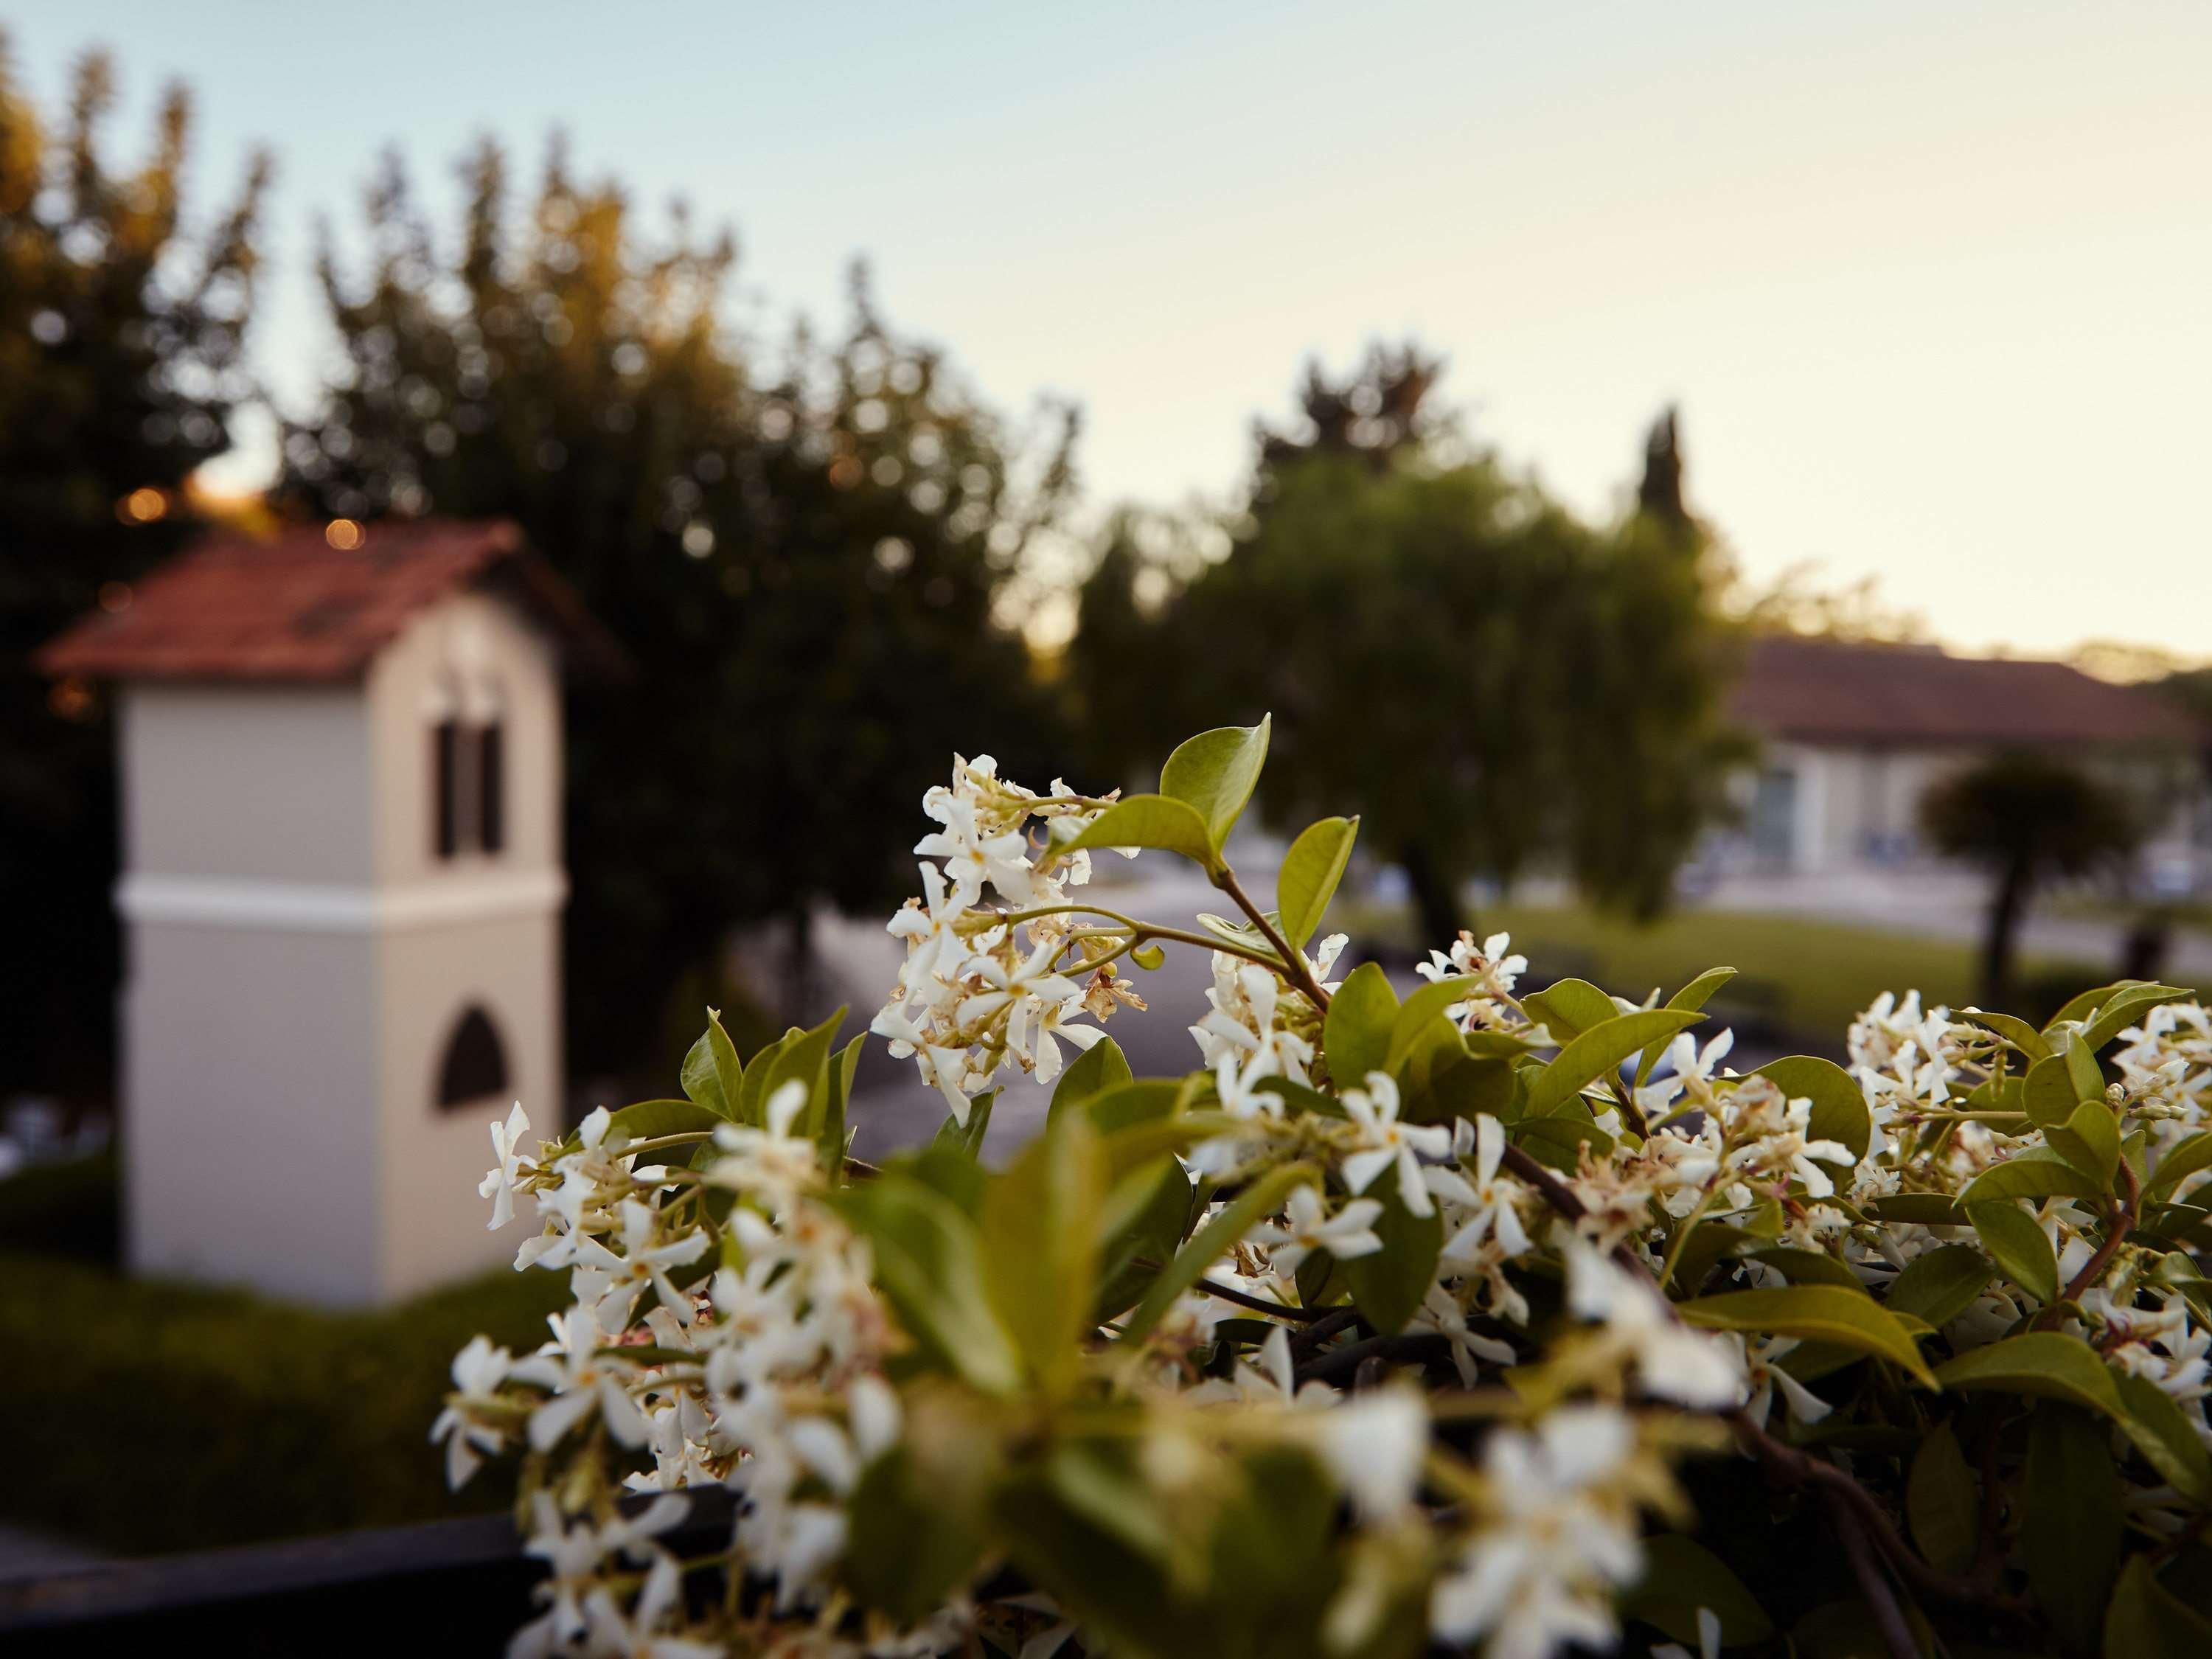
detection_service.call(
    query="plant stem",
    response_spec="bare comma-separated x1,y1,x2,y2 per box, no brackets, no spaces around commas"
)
1215,866,1333,1011
1196,1276,1330,1323
1655,1182,1724,1291
2034,1155,2138,1330
1821,1487,1921,1659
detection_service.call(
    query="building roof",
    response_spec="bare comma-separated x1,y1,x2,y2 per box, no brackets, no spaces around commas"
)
1733,634,2204,750
38,518,623,683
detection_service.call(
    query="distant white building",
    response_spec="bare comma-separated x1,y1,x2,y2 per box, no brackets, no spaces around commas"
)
42,519,619,1304
1715,636,2211,893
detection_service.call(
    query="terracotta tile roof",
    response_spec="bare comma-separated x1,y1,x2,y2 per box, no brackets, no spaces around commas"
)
1733,634,2204,749
39,519,621,682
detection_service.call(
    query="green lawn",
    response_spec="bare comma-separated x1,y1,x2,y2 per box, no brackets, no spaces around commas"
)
1343,902,2110,1047
0,1228,565,1554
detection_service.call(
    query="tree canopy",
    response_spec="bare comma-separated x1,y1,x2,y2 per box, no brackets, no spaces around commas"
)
277,139,1074,1076
0,33,269,1097
1071,347,1745,946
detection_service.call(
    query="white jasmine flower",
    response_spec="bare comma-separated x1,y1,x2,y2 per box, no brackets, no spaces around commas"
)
429,1335,514,1489
479,1102,536,1231
1340,1071,1453,1218
1565,1240,1747,1410
1736,1335,1834,1430
914,791,1036,907
578,1551,723,1659
1314,1387,1428,1517
1248,1183,1385,1276
1414,1284,1518,1385
1429,1404,1644,1659
511,1306,653,1452
1430,1115,1533,1261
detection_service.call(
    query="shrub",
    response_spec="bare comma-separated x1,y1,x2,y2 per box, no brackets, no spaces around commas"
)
441,721,2212,1658
0,1252,563,1553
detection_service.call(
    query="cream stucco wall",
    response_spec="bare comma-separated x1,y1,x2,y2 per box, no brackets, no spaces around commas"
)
116,588,568,1305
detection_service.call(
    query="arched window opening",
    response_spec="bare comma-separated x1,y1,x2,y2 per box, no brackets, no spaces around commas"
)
436,1004,510,1110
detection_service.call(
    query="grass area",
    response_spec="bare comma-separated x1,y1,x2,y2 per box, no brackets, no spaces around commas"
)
1341,902,2107,1046
0,1231,565,1554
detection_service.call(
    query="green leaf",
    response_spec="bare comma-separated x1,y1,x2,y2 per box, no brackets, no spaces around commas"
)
1619,1533,1775,1646
2146,1129,2212,1201
1062,793,1219,869
931,1088,998,1159
1120,1163,1317,1345
981,1113,1106,1395
1961,1007,2053,1062
557,1097,723,1155
1048,1034,1133,1121
1753,1054,1870,1166
2112,1370,2212,1501
1324,961,1399,1088
2023,1403,2122,1654
1960,1145,2101,1205
736,1027,793,1125
1385,975,1481,1071
1677,1285,1937,1385
1745,1247,1863,1290
1338,1181,1442,1335
834,1175,1022,1393
2023,1052,2082,1127
1094,1156,1197,1322
1933,1331,2121,1416
1884,1243,1993,1328
2076,982,2194,1054
1276,815,1357,951
2044,978,2181,1037
1525,1009,1703,1117
844,1446,985,1623
1518,978,1621,1043
2104,1555,2212,1658
757,1006,844,1138
1906,1422,1978,1574
679,1009,743,1118
1195,910,1285,964
2044,1099,2121,1186
818,1034,863,1178
1158,715,1271,851
1510,1100,1614,1172
1870,1194,1969,1227
1968,1200,2059,1304
2065,1031,2107,1106
1634,967,1737,1088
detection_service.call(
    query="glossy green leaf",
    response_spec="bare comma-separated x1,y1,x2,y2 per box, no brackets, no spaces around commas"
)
2023,1403,2121,1654
1960,1145,2101,1205
1745,1247,1865,1290
1884,1243,1992,1328
1062,793,1218,869
1870,1194,1969,1227
1633,966,1736,1087
1968,1200,2059,1304
1324,961,1399,1088
1677,1285,1936,1385
1519,978,1620,1043
2023,1053,2081,1127
844,1446,985,1623
1906,1422,1978,1574
1620,1532,1775,1646
1525,1008,1703,1117
1048,1034,1133,1121
1385,975,1480,1071
834,1175,1021,1393
2075,982,2194,1054
2045,1099,2121,1186
1120,1163,1317,1345
679,1007,744,1118
1961,1007,2052,1062
982,1113,1106,1395
2145,1129,2212,1201
818,1034,863,1178
1753,1054,1869,1165
1510,1102,1615,1172
2112,1370,2212,1501
1338,1180,1443,1335
1093,1155,1196,1321
736,1027,793,1125
931,1088,998,1160
2104,1555,2212,1658
1276,815,1357,950
1933,1331,2121,1415
2043,978,2182,1037
558,1097,722,1156
1158,715,1270,850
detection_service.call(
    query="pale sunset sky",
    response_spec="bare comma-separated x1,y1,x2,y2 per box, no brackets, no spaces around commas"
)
12,0,2210,659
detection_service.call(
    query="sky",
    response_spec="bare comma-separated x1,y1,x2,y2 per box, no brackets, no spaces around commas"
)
11,0,2211,660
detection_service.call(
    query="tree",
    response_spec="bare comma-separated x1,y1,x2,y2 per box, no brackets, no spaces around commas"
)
1920,751,2142,1009
278,141,1073,1077
1073,353,1744,948
0,34,268,1099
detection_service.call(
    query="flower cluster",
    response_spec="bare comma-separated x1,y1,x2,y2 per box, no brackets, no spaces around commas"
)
442,725,2212,1659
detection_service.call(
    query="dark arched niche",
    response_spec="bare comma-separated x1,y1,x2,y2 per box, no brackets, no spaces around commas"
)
436,1004,510,1110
